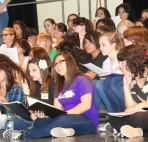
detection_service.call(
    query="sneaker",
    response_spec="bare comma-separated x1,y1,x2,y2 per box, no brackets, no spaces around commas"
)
102,122,125,138
50,127,75,138
105,123,118,135
3,129,22,141
98,122,110,132
120,125,143,138
0,114,7,129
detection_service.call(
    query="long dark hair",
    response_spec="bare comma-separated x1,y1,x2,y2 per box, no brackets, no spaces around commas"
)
16,39,31,56
0,54,27,91
73,17,94,33
95,7,111,18
13,20,28,39
26,57,52,95
52,51,81,97
115,3,135,22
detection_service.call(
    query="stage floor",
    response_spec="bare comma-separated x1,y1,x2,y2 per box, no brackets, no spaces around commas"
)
0,132,147,142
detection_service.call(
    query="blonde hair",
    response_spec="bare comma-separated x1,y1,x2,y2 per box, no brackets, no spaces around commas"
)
100,32,124,51
116,20,134,36
117,20,134,30
37,32,52,42
3,27,16,34
37,32,52,53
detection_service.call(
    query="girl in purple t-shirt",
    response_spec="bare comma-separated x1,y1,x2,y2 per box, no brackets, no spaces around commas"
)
51,51,98,137
2,51,98,140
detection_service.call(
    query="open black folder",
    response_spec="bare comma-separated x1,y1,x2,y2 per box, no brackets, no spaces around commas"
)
2,96,66,121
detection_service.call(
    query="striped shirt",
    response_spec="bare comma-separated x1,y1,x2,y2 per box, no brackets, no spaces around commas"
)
130,77,148,103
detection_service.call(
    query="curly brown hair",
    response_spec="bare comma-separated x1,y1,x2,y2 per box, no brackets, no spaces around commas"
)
117,44,148,78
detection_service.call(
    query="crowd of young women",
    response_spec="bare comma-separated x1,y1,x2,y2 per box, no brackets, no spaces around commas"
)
0,2,147,141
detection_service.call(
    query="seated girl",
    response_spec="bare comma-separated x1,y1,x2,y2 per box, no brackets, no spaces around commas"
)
14,52,54,130
106,44,148,138
93,32,125,112
0,54,27,129
3,51,98,140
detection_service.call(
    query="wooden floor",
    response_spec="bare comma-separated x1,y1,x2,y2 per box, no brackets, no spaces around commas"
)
0,132,148,142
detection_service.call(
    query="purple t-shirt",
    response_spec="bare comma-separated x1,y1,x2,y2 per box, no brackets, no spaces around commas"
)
57,75,98,127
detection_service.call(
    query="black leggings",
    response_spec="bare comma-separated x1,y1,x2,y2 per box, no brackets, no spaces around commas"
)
108,111,148,136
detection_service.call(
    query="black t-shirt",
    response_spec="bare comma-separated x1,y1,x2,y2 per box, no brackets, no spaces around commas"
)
31,80,54,105
79,53,107,73
91,53,107,68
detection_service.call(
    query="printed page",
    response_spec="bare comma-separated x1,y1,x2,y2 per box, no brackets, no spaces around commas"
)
108,109,146,117
81,63,110,76
0,47,19,64
27,96,54,108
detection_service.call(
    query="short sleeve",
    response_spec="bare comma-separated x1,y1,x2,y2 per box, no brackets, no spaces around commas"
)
76,76,93,97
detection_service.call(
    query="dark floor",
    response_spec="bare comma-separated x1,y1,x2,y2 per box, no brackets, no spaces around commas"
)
0,113,148,142
0,132,148,142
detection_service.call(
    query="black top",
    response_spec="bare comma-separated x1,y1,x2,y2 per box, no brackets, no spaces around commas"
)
79,53,107,79
91,53,107,68
30,80,54,105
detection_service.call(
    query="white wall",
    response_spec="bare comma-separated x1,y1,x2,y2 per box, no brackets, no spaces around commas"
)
37,0,123,32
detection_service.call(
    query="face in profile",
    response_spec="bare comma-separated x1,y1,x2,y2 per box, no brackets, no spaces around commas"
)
99,36,113,56
28,63,42,83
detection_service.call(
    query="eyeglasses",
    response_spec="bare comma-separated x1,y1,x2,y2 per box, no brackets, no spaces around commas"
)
0,33,14,37
54,60,66,67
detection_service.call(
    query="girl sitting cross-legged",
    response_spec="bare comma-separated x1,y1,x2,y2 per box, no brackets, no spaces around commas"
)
3,51,98,140
106,44,148,138
0,54,27,129
13,51,54,131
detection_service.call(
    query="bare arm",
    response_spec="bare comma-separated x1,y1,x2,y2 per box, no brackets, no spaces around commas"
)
54,98,64,110
84,71,97,80
67,93,92,114
0,0,11,12
0,87,8,103
125,101,148,112
123,73,136,108
124,72,148,112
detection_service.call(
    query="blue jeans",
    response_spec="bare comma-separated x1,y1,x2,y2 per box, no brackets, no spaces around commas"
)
0,11,9,45
93,75,125,112
103,75,125,112
22,114,97,140
14,116,33,130
93,79,113,112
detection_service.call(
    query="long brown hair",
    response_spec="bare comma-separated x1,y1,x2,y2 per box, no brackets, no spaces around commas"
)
26,57,52,95
52,51,81,97
0,54,27,91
